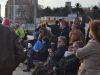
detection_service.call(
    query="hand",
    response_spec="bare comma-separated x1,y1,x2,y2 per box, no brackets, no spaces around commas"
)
53,66,57,72
48,48,52,52
44,62,48,66
36,50,39,52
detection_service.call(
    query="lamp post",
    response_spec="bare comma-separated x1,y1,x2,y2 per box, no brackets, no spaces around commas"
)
33,0,38,27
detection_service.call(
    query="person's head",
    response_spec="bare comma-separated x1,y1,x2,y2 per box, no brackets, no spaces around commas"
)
57,36,67,47
39,27,46,34
71,23,80,31
0,20,2,23
19,22,23,25
69,21,73,28
10,25,16,30
89,20,100,43
33,31,39,39
42,36,49,45
2,18,10,26
72,41,84,54
68,42,73,52
60,21,67,29
15,23,20,29
73,17,80,23
69,29,85,45
55,20,59,25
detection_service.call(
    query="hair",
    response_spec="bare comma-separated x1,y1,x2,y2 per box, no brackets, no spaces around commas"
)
42,36,49,44
73,17,80,23
60,21,67,26
55,20,59,25
73,41,84,48
39,27,46,33
73,23,80,29
68,42,73,47
70,29,85,45
58,36,67,45
69,21,73,25
89,20,100,42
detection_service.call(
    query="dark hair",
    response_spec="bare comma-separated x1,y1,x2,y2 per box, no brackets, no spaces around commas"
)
90,20,100,42
0,20,2,23
73,23,80,29
74,41,84,48
60,21,68,27
69,21,73,25
42,36,49,44
55,20,59,25
68,42,73,46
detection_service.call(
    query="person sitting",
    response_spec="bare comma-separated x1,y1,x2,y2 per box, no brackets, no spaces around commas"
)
21,31,41,64
28,31,40,46
31,36,67,75
39,27,54,42
23,36,51,72
52,41,84,75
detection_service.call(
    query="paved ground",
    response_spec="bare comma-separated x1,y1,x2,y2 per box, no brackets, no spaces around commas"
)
13,63,34,75
13,35,34,75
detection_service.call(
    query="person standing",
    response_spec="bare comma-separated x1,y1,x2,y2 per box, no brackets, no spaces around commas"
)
0,23,24,75
15,23,25,40
60,21,69,45
76,20,100,75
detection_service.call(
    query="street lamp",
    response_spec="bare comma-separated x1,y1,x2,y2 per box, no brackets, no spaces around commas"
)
33,0,38,27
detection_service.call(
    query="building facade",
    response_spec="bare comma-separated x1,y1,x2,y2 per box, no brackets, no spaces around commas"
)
5,0,31,24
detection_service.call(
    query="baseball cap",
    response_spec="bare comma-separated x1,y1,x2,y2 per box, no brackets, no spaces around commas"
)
33,31,39,36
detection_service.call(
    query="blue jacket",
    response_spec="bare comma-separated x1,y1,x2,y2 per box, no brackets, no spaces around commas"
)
32,40,43,51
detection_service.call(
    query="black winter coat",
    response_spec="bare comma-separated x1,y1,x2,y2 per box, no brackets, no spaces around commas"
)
60,27,69,45
47,24,60,37
46,45,67,71
55,54,80,75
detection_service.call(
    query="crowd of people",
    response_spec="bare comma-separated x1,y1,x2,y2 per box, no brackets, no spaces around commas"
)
0,17,100,75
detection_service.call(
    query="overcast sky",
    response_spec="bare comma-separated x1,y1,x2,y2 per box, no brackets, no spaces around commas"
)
1,0,100,17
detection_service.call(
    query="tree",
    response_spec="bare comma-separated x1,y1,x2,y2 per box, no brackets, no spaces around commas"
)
44,6,53,16
91,5,100,19
72,3,83,17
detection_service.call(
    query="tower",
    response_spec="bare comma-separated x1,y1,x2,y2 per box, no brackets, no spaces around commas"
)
65,1,72,12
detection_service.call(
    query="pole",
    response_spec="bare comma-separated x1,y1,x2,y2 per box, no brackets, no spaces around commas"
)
33,0,38,27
